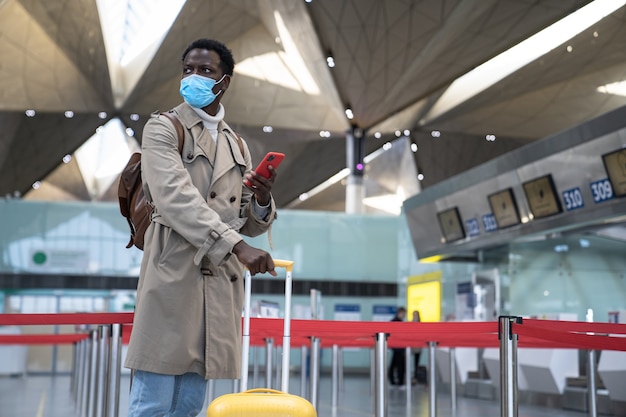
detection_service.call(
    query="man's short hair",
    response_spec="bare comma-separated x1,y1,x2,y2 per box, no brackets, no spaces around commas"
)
181,39,235,76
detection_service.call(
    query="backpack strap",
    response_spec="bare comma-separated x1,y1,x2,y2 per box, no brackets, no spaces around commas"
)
161,111,185,154
234,132,244,158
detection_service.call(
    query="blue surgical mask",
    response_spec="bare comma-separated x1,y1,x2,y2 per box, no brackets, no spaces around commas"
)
179,74,227,108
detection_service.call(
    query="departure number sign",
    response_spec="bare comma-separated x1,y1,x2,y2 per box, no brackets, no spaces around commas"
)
589,179,614,203
482,213,498,233
562,187,584,211
465,218,480,237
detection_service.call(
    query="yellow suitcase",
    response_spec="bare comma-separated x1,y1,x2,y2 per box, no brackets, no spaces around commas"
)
207,260,317,417
207,388,316,417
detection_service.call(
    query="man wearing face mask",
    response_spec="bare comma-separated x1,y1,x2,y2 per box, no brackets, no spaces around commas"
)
125,38,278,416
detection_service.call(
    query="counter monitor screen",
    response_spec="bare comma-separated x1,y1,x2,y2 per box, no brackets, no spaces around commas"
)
436,207,465,243
488,188,520,228
522,174,562,218
602,148,626,197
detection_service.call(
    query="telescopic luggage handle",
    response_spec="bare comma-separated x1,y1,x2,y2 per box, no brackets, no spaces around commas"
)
241,260,294,393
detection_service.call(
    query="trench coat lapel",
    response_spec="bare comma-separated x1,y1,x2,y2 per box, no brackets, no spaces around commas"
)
194,127,217,167
211,122,244,183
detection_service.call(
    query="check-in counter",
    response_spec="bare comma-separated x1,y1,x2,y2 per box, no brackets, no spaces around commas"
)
517,348,579,394
597,350,626,403
435,347,478,385
0,326,28,376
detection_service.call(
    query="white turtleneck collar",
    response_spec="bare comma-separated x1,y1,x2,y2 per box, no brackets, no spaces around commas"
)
190,103,225,143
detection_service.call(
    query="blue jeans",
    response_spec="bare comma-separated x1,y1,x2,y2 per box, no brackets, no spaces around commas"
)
128,370,207,417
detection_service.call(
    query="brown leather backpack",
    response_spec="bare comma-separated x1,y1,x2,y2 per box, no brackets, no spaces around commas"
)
118,112,184,250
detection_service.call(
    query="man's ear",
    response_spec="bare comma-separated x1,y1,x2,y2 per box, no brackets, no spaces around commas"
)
221,74,231,92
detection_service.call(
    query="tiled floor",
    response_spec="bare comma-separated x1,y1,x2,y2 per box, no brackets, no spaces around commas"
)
0,373,596,417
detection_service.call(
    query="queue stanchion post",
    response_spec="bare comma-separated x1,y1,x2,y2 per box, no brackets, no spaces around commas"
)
275,345,282,391
253,345,260,389
87,328,99,417
96,325,110,417
79,335,91,416
300,345,308,398
374,332,387,417
370,345,378,400
428,341,437,417
331,344,339,409
76,338,87,406
310,336,321,410
108,323,122,417
587,348,598,417
265,337,274,389
70,341,77,397
207,379,215,404
586,309,597,417
499,316,520,417
450,347,457,417
405,346,412,407
338,346,344,394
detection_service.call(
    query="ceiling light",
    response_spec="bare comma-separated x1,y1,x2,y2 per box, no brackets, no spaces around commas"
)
299,193,309,201
62,155,72,164
403,129,410,136
395,130,401,137
566,45,573,52
345,107,354,120
383,142,392,151
597,80,626,97
411,143,418,152
374,132,381,139
326,52,335,68
98,112,107,119
64,111,74,118
263,126,273,133
25,110,36,117
32,181,41,190
130,113,140,121
417,173,424,181
125,128,135,136
424,0,626,122
319,130,331,138
486,134,496,141
554,244,569,253
431,130,441,138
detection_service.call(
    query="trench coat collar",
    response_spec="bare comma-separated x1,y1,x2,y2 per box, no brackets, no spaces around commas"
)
172,102,245,183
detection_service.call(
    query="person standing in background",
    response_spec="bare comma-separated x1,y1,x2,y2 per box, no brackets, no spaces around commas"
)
411,310,422,385
388,306,407,387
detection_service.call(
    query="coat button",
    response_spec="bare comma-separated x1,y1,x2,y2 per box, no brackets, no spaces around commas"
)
229,196,236,203
210,192,217,199
187,152,193,160
230,274,238,282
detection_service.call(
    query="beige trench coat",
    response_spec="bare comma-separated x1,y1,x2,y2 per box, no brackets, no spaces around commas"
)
124,103,276,379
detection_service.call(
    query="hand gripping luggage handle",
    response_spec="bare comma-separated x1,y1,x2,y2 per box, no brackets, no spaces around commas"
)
241,260,294,393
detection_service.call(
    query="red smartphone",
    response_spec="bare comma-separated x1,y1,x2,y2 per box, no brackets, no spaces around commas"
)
244,152,285,187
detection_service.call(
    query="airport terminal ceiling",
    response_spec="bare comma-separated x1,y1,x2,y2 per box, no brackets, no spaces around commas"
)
1,0,626,214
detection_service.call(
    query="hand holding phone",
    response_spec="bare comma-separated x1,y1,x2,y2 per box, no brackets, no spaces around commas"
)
244,151,285,187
